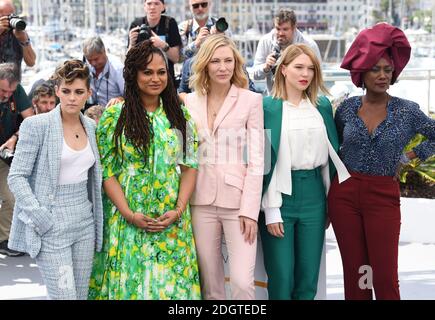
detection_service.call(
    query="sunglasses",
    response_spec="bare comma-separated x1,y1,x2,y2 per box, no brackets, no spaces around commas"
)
192,2,208,9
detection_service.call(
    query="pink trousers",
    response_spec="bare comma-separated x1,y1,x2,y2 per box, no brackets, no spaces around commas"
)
191,205,257,300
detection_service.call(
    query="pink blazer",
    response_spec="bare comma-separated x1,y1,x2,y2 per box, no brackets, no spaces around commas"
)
185,84,264,221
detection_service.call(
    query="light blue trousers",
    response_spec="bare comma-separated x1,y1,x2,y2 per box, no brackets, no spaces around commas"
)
36,181,95,300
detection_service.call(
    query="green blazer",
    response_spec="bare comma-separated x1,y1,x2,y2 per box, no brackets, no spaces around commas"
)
262,96,340,196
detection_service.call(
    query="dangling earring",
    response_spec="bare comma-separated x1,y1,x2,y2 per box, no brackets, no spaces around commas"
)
361,82,365,92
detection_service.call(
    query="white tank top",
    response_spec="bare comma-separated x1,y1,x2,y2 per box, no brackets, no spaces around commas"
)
58,138,96,185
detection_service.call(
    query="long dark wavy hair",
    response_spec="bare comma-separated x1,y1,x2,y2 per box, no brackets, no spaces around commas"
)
114,40,186,163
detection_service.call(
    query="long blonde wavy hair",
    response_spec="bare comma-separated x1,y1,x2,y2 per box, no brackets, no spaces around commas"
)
189,34,248,95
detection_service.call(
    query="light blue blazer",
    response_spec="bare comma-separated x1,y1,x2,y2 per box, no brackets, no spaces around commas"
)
7,105,104,258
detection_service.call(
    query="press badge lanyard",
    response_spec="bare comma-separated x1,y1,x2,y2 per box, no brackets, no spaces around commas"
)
93,69,110,105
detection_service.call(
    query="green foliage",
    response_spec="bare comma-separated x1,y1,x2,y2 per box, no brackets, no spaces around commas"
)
399,134,435,184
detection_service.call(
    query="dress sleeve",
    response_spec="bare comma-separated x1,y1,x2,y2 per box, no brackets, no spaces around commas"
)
411,103,435,161
179,106,198,169
96,104,122,180
7,117,53,236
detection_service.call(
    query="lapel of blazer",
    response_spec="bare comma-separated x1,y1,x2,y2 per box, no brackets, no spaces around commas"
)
195,93,210,137
316,96,339,152
80,113,102,185
47,106,63,187
264,97,283,160
262,97,283,195
81,114,98,163
211,84,238,136
315,96,340,179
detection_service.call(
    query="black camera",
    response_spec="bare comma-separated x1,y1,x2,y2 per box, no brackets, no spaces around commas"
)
272,43,281,61
137,24,152,44
270,44,281,74
206,17,229,33
215,17,229,33
8,14,26,31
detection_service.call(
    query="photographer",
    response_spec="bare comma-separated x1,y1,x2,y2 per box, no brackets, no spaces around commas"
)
178,1,239,101
83,36,124,108
128,0,181,85
178,0,230,61
253,9,321,95
0,62,34,257
0,0,36,68
31,82,56,114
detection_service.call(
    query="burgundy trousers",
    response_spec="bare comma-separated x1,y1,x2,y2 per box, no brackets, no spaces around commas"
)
328,172,401,300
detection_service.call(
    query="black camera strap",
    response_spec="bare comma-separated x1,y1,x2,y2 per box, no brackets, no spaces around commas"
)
92,69,110,106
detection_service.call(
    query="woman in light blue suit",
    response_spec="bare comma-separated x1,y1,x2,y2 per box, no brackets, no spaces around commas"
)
7,60,103,300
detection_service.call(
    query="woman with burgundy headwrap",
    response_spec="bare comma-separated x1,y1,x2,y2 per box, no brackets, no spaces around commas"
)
328,23,435,300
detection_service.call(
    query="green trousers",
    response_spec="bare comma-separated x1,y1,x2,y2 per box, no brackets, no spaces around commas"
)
260,168,326,300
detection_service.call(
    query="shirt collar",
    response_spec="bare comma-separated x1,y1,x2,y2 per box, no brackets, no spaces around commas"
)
283,98,312,109
90,60,110,79
192,16,214,33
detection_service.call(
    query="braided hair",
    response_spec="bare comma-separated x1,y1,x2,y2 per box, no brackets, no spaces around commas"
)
114,40,186,163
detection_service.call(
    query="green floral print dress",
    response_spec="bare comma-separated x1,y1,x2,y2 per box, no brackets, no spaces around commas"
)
88,102,202,300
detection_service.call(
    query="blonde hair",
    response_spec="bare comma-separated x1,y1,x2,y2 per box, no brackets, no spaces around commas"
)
272,44,329,105
190,34,248,95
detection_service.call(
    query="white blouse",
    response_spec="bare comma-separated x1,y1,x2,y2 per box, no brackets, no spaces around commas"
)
58,138,96,185
262,99,350,225
286,100,329,169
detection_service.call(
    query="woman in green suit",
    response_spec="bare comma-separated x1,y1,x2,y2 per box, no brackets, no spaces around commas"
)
260,44,350,300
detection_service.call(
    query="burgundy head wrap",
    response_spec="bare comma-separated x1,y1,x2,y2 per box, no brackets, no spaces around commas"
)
340,23,411,87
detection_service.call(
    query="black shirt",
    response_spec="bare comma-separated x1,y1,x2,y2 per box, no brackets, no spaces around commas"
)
0,84,31,145
0,30,23,69
128,15,182,85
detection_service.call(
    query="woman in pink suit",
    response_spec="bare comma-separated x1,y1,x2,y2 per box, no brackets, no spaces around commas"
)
184,34,264,300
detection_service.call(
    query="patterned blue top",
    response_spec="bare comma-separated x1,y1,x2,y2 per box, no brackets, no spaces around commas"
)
335,96,435,176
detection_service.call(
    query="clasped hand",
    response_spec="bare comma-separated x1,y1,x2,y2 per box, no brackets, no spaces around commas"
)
131,210,179,232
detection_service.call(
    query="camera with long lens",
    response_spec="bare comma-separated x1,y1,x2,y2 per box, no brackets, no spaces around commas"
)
215,17,229,33
8,14,26,31
137,24,152,44
206,17,229,33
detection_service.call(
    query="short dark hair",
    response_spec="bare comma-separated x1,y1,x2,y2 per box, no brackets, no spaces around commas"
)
53,59,91,89
274,9,297,27
0,63,21,84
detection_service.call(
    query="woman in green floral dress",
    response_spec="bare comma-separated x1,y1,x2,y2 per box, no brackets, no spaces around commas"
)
88,41,201,300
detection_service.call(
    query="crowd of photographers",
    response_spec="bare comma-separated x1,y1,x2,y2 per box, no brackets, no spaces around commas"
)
0,0,320,257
